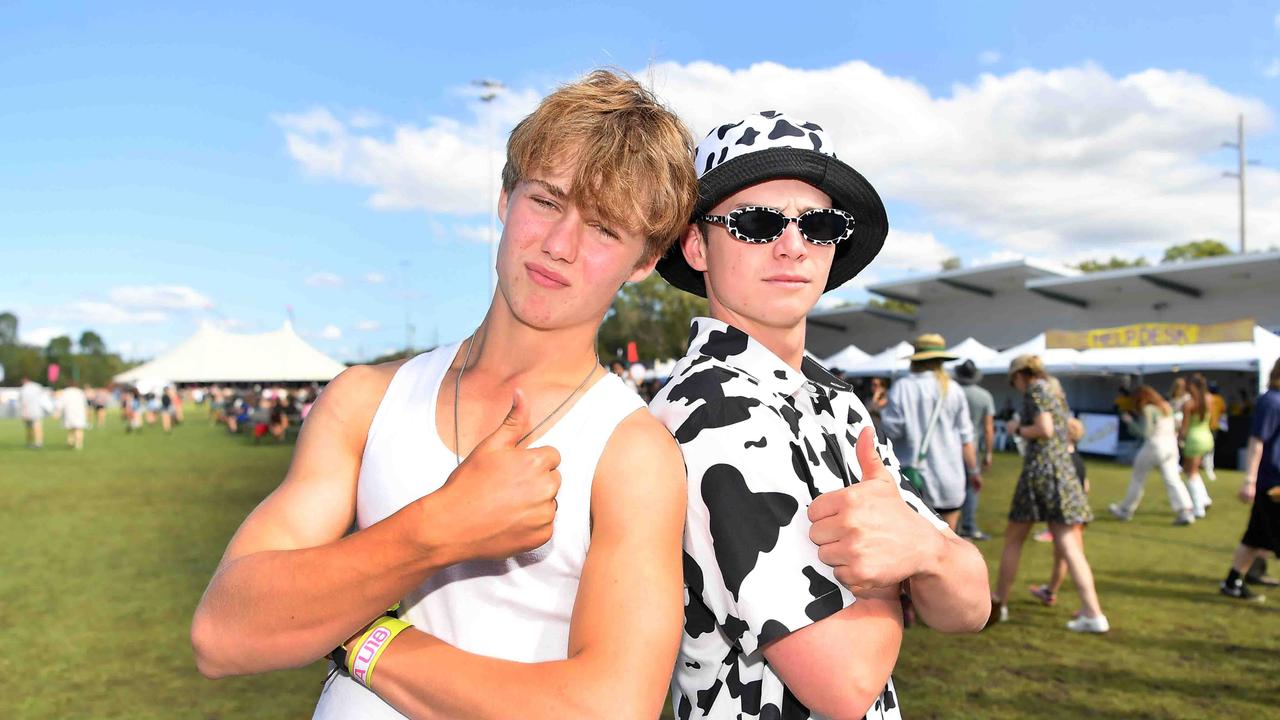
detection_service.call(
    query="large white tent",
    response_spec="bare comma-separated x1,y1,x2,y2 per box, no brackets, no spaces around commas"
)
978,334,1083,375
837,341,914,377
114,322,347,385
943,337,1000,369
823,344,870,369
972,326,1280,393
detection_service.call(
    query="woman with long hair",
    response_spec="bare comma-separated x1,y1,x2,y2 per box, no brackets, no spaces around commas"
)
991,354,1108,632
881,333,981,531
1108,385,1197,525
1180,374,1214,517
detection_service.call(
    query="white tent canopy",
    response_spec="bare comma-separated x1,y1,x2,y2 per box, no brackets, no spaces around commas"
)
823,344,870,370
1070,326,1280,388
972,326,1280,394
837,341,914,378
114,322,348,385
944,337,1000,369
978,334,1082,375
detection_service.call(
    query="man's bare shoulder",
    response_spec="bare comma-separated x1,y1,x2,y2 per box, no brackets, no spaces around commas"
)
297,359,410,447
596,409,686,492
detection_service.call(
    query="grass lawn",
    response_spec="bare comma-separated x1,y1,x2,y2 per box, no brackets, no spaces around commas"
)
2,411,1275,719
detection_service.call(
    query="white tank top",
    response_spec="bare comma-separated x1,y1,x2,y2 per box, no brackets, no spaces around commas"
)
314,342,644,718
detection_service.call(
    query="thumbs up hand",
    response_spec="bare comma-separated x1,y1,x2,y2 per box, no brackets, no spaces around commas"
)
432,390,563,562
807,428,945,596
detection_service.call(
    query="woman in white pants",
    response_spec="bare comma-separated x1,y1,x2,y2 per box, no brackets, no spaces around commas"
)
1109,386,1196,525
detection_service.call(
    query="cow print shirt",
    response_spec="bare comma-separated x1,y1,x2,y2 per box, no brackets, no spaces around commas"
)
649,318,947,720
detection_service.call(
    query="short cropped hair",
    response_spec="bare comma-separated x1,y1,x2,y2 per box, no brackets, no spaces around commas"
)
502,69,697,264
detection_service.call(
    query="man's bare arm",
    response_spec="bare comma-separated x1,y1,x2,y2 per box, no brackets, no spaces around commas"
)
810,428,990,634
192,369,563,678
762,594,903,720
366,411,687,720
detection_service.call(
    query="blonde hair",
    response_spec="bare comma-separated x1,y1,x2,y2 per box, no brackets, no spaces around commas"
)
1271,358,1280,391
1008,353,1048,382
1067,417,1085,444
909,358,949,395
502,69,697,264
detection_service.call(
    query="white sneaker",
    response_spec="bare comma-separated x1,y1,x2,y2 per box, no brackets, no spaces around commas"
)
1066,614,1109,633
1108,503,1132,521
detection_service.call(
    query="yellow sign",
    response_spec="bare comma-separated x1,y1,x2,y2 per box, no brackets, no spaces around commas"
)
1045,318,1255,350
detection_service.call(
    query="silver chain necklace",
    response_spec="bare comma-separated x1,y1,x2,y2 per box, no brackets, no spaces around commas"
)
452,328,600,466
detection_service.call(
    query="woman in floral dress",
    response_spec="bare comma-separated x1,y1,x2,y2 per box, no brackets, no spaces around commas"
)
989,354,1110,633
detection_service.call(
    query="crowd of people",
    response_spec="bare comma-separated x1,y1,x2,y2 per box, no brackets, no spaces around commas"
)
12,377,320,449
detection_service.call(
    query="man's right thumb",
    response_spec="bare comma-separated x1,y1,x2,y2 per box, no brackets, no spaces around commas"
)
486,388,529,447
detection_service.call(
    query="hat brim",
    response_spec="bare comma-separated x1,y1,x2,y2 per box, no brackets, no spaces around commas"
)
656,147,888,298
905,350,960,362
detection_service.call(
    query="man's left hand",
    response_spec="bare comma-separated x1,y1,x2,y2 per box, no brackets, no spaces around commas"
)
808,427,943,594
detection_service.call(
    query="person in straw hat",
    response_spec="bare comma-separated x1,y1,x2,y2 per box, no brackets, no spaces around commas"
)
650,110,989,720
880,333,982,532
993,354,1109,632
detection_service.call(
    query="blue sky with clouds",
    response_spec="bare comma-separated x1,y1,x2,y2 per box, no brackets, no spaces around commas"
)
3,1,1279,362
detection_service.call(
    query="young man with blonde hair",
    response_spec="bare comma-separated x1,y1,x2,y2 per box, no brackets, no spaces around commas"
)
192,70,697,719
651,112,990,719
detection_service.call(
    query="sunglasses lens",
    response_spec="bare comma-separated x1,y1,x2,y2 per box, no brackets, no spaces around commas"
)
799,211,849,243
734,208,786,240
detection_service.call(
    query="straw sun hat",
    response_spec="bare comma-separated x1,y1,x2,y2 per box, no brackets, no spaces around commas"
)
905,333,958,362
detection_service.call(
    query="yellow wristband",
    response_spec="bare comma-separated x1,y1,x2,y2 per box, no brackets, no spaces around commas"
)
348,617,412,688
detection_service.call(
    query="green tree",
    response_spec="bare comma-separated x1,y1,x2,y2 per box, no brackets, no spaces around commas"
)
0,311,16,345
597,275,709,363
1162,239,1231,263
1073,256,1149,273
940,256,962,271
78,330,107,355
866,297,918,315
46,335,73,363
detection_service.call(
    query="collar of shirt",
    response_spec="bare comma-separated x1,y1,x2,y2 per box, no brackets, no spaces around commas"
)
685,317,853,400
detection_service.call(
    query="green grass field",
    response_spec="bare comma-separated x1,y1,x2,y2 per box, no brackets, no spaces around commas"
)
2,412,1275,719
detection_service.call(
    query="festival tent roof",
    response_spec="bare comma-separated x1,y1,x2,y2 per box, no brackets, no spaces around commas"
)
114,322,348,385
943,337,1000,368
837,341,915,377
823,344,870,370
1069,325,1280,380
977,334,1082,375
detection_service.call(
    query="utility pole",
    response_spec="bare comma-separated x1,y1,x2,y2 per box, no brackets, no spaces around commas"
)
473,79,505,295
399,259,414,356
1222,113,1249,253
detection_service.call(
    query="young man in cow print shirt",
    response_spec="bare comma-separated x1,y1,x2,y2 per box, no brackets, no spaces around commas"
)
650,112,991,720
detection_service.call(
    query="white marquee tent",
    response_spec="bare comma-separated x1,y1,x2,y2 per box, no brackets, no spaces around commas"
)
114,322,348,386
971,325,1280,393
823,344,870,370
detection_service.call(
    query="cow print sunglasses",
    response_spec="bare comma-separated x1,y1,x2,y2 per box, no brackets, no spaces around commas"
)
701,206,856,245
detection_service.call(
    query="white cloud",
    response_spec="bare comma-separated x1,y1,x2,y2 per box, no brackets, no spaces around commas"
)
646,60,1276,263
306,272,344,288
354,320,381,332
108,285,213,310
978,50,1002,65
363,271,386,284
52,301,168,325
321,324,342,340
453,223,493,244
278,60,1279,264
21,326,67,347
876,230,954,272
1265,59,1280,78
275,88,540,215
216,317,254,331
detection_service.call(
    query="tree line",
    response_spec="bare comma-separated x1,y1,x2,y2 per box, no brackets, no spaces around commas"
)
0,312,137,388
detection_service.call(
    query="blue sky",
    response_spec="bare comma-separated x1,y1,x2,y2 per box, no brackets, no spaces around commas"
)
3,1,1279,362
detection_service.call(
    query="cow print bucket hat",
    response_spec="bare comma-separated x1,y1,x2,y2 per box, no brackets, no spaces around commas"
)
657,111,889,297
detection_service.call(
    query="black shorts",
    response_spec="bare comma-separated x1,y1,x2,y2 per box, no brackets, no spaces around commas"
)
1241,488,1280,554
934,504,963,515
